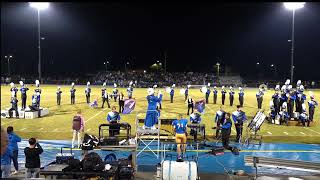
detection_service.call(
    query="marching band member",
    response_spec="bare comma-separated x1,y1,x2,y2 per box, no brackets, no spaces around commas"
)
238,87,244,107
295,85,306,113
221,86,226,105
170,84,175,103
10,82,18,98
8,96,19,118
256,88,264,109
70,82,76,105
280,85,288,108
112,83,119,102
189,110,202,140
184,85,191,101
157,89,162,110
213,86,218,104
268,100,277,124
232,105,247,143
118,92,125,113
19,81,29,110
29,92,41,118
308,95,318,122
215,106,226,139
221,112,233,150
187,96,194,115
298,104,309,127
56,86,62,105
279,102,289,126
107,106,121,136
101,82,110,108
287,85,296,118
229,86,235,106
85,81,91,103
272,85,281,114
127,81,134,99
34,80,42,94
144,88,163,129
296,80,302,90
205,85,211,104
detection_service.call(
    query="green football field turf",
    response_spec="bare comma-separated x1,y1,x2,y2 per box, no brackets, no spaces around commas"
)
1,85,319,144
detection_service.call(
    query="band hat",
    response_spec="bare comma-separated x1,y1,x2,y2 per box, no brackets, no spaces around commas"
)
239,87,242,91
297,80,302,85
71,82,75,86
147,88,154,95
153,84,157,88
285,79,290,85
87,81,90,86
103,82,106,86
213,86,217,89
10,82,15,87
172,84,176,88
207,83,210,87
19,81,24,86
58,86,61,89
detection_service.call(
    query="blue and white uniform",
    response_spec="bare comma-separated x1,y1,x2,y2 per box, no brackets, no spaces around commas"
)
144,89,163,128
172,119,188,134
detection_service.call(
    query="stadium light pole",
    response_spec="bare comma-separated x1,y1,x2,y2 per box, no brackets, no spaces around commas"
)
4,55,13,77
216,62,220,77
29,2,49,84
283,2,305,84
104,61,109,72
125,62,129,73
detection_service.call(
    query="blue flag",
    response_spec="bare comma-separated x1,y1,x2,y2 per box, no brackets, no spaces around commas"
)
195,100,206,113
122,99,136,114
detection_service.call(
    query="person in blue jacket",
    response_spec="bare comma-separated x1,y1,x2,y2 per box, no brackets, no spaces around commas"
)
1,143,12,178
238,87,244,107
205,87,211,104
144,88,163,129
298,104,309,127
7,126,21,174
232,105,247,143
221,112,232,150
213,86,218,104
229,86,235,106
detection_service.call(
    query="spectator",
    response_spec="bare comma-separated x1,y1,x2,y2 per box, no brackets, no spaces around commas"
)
1,128,11,178
24,138,43,178
7,126,21,175
72,110,85,148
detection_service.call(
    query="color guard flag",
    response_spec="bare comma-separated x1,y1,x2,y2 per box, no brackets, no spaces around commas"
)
122,99,136,114
195,100,206,113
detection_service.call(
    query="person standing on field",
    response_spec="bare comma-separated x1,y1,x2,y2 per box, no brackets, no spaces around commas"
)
56,86,62,105
72,110,85,148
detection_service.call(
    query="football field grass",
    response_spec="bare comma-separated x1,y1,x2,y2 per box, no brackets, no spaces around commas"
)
1,85,319,144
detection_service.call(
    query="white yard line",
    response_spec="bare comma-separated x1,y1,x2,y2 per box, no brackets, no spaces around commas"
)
267,131,272,135
87,128,91,131
85,108,108,123
231,128,236,133
303,127,320,135
53,128,58,132
20,128,27,131
39,128,44,130
283,132,288,135
300,132,306,135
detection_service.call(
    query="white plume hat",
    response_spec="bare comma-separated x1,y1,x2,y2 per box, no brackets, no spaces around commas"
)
153,84,157,88
19,81,24,86
285,79,290,85
87,81,90,86
201,86,207,94
172,84,176,88
207,83,210,87
103,82,106,86
147,88,154,95
221,86,225,89
297,80,301,85
114,83,117,88
239,87,242,91
213,86,217,89
10,82,14,87
71,82,75,86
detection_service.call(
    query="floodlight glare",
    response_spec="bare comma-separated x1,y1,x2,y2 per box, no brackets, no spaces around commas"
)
283,2,305,11
29,2,49,10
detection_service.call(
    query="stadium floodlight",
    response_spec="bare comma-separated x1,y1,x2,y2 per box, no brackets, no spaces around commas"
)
283,2,305,84
216,62,220,77
271,64,274,67
256,62,260,65
4,55,14,76
29,2,49,10
283,2,305,10
29,2,49,84
103,61,109,72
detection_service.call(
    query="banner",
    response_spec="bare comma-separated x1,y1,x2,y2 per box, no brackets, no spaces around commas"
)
195,100,206,113
122,99,136,114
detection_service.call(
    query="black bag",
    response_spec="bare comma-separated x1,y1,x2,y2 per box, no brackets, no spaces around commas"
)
62,159,81,172
82,152,105,172
56,147,74,164
118,157,134,179
81,134,99,150
101,136,119,146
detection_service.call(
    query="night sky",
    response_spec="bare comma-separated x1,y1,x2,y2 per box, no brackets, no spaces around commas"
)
1,2,320,79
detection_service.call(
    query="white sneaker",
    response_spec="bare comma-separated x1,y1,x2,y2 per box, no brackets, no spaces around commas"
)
151,125,156,130
11,170,18,175
142,125,146,129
